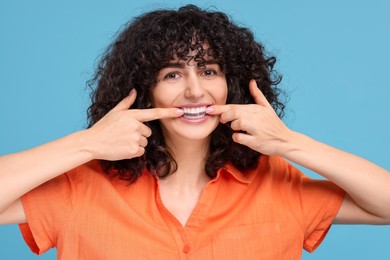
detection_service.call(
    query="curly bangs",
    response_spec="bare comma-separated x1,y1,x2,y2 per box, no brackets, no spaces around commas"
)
87,4,285,183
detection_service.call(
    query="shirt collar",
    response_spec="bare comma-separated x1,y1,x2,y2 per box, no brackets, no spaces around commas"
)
217,155,268,184
217,162,253,184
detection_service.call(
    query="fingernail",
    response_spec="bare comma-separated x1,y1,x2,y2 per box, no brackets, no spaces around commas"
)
206,106,214,114
176,108,184,115
129,88,136,95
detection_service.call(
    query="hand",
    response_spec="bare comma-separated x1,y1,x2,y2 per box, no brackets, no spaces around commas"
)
207,80,292,156
84,89,183,161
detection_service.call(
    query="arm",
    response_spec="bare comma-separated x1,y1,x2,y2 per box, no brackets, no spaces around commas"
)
0,90,183,224
283,131,390,224
0,130,94,223
209,80,390,224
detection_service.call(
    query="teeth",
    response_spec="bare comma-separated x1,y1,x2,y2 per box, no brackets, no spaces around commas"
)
182,106,207,119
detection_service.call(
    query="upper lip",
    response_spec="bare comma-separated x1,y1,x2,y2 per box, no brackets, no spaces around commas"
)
177,103,212,108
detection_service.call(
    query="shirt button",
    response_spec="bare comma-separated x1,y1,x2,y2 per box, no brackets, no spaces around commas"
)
183,244,191,254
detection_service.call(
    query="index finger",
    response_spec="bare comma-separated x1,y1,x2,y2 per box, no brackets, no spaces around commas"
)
249,80,273,109
134,107,184,122
206,104,236,115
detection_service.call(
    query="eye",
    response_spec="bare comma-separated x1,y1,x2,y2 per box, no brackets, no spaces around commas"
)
202,69,217,76
164,72,181,80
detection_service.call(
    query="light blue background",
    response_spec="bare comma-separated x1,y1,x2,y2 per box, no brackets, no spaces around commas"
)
1,0,389,259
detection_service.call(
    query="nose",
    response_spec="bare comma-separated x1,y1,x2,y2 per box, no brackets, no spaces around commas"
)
184,73,204,100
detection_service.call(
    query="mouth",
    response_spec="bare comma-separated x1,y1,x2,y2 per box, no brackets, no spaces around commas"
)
181,106,207,120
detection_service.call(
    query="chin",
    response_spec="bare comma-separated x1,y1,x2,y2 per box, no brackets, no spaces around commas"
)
162,117,219,142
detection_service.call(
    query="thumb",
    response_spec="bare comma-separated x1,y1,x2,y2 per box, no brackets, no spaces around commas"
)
110,89,137,112
249,80,272,108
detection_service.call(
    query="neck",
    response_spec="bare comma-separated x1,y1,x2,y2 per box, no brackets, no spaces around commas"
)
161,137,211,189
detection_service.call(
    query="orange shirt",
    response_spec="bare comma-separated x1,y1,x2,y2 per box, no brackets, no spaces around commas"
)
19,155,345,259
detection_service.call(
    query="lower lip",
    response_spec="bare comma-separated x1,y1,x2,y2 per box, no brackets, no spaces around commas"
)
179,114,210,124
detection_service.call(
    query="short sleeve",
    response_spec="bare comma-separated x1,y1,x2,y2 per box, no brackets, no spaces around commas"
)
300,177,345,252
272,157,345,253
18,172,76,255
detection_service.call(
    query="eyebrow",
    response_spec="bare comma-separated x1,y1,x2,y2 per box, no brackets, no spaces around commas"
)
162,63,185,69
161,60,219,69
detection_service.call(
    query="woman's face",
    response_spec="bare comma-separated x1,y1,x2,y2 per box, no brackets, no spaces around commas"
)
151,56,228,143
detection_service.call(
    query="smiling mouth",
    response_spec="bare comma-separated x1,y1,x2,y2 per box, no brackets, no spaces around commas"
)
182,106,207,119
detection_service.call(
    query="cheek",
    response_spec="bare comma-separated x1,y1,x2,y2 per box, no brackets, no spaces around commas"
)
150,88,170,108
214,83,228,104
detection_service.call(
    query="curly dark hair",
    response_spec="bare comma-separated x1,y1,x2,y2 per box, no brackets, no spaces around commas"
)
87,4,284,183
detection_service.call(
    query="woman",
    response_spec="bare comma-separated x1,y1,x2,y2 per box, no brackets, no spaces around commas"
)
0,5,389,259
